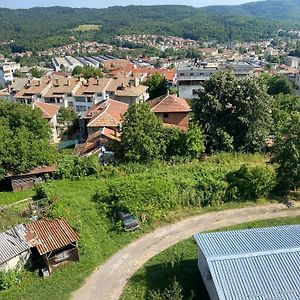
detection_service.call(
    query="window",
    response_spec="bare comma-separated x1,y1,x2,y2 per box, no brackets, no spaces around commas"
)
163,113,169,119
192,89,198,95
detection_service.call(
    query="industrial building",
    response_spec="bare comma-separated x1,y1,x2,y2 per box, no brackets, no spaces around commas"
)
194,225,300,300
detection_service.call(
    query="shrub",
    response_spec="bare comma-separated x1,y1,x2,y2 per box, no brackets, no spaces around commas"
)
226,165,276,200
149,279,183,300
0,270,23,291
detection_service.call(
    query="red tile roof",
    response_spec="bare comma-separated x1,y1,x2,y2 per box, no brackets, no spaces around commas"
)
33,101,60,119
148,94,191,113
85,99,128,128
25,218,79,255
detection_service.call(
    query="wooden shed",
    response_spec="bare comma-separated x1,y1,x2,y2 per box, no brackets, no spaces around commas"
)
25,218,79,274
7,165,57,192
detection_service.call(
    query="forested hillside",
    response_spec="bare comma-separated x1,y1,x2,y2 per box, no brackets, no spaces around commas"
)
205,0,300,21
0,5,297,52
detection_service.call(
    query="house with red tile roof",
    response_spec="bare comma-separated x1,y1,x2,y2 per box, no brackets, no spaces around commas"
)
32,101,60,143
148,94,191,131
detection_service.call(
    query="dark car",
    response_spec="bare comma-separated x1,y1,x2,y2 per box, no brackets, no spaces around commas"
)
117,211,140,231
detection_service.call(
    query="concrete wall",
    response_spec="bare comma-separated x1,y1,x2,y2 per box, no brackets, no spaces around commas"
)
178,84,201,99
197,248,220,300
0,251,30,272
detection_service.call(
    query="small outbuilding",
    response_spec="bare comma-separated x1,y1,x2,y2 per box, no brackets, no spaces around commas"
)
7,165,57,192
0,226,31,272
194,225,300,300
25,218,79,274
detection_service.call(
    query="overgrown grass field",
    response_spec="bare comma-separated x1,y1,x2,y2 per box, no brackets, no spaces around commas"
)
0,153,284,300
73,24,101,31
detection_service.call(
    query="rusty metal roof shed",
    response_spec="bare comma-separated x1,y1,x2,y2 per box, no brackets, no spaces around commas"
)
25,218,79,255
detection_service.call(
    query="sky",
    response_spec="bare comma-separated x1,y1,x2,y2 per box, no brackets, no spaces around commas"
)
0,0,260,9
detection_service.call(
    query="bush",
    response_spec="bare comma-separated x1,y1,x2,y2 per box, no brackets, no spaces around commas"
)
149,279,183,300
0,270,23,291
226,165,276,200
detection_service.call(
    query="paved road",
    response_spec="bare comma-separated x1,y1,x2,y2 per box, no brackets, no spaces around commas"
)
72,203,300,300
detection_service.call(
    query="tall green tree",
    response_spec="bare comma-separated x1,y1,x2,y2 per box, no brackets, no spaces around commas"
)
267,74,294,96
144,74,168,100
193,71,273,153
274,113,300,192
119,103,165,162
0,100,56,179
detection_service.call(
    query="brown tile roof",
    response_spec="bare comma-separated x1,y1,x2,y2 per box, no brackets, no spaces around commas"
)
74,127,120,156
15,79,49,99
7,165,57,177
148,94,191,113
115,85,148,97
25,218,79,255
85,99,128,128
33,101,60,119
44,77,80,98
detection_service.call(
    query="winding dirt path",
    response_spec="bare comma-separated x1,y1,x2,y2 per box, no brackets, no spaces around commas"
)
72,202,300,300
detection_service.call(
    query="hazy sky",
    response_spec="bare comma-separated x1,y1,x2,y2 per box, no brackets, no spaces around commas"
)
0,0,260,9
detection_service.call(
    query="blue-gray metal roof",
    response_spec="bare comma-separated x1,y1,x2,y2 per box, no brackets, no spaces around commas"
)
0,225,30,265
210,250,300,300
194,224,300,258
194,225,300,300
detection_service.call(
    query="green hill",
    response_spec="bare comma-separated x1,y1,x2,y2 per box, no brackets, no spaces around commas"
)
0,5,297,52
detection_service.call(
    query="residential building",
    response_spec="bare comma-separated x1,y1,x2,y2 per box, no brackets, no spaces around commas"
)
177,60,254,99
32,101,60,143
15,75,148,113
194,225,300,300
80,98,128,137
0,61,21,86
0,226,31,272
148,93,191,131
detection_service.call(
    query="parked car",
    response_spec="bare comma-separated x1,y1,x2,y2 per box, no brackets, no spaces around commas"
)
117,211,140,231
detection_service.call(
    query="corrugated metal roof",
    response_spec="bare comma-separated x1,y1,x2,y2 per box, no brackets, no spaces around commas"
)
194,225,300,300
0,226,30,265
25,218,79,255
210,251,300,300
194,224,300,258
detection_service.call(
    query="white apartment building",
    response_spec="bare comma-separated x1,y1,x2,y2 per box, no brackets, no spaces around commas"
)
0,61,21,86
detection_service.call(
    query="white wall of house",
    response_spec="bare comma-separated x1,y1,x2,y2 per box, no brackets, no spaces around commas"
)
0,251,30,272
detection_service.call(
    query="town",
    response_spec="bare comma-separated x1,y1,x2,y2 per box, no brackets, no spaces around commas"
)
0,2,300,300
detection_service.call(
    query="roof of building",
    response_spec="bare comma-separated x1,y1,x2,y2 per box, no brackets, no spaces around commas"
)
194,225,300,300
25,218,79,255
85,99,128,128
7,165,57,178
33,101,60,119
148,94,191,113
0,226,30,265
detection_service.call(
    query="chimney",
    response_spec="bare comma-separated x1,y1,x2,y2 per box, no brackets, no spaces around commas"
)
67,79,70,86
37,80,40,86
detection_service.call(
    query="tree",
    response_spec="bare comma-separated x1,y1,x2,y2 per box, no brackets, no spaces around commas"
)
0,100,56,179
119,103,165,162
30,68,44,78
267,74,294,96
192,71,273,153
72,66,103,79
274,113,300,192
144,74,168,100
183,122,205,158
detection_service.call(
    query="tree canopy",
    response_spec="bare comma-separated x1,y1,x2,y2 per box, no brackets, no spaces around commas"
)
144,74,169,100
192,71,273,153
265,74,294,96
0,100,56,179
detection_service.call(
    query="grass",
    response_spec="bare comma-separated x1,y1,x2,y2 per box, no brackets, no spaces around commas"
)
121,215,300,300
0,189,34,206
0,153,282,299
73,24,101,32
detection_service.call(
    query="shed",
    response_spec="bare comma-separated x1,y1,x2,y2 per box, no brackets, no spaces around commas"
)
194,225,300,300
0,225,31,272
7,165,57,192
25,218,79,273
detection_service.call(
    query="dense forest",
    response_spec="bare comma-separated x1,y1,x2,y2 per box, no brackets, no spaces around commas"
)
205,0,300,21
0,5,299,53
